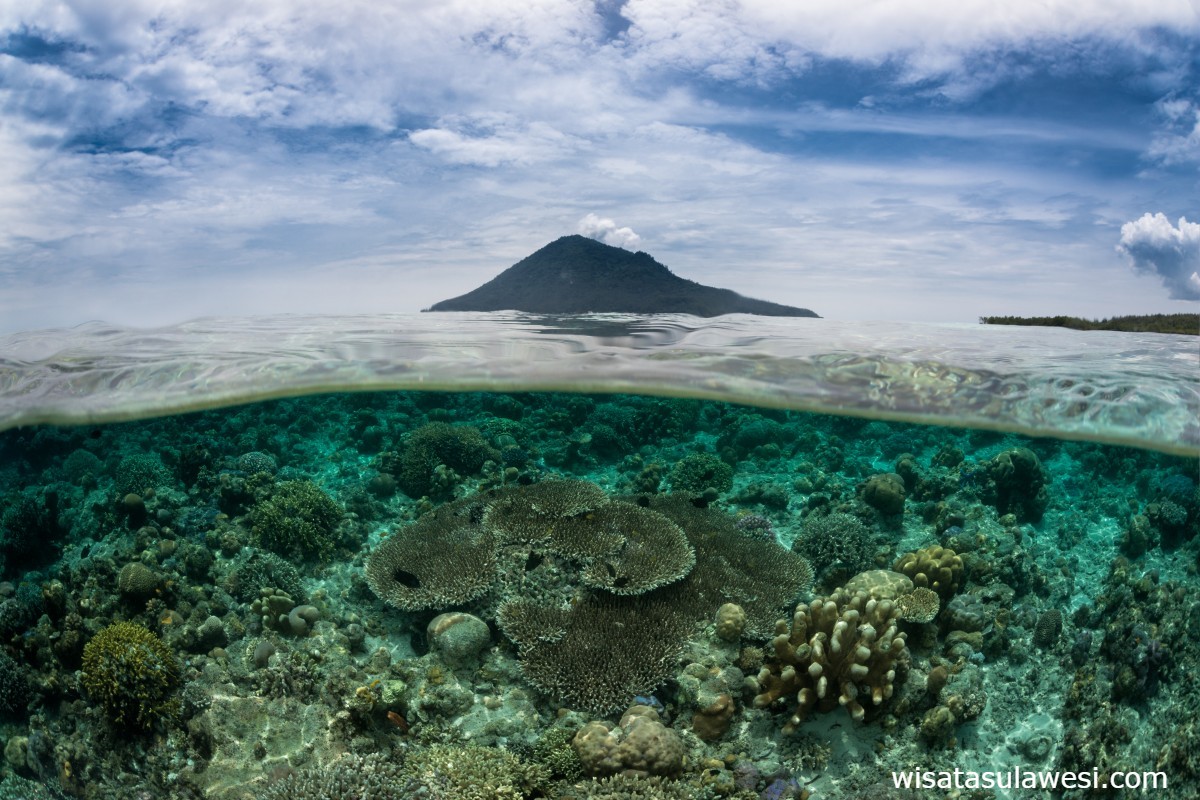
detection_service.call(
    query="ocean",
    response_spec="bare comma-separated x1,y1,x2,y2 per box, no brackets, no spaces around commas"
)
0,312,1196,800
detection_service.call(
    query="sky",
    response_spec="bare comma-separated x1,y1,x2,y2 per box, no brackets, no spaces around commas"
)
1,0,1198,332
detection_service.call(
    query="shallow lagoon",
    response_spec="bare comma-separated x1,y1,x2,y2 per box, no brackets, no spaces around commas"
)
0,314,1196,799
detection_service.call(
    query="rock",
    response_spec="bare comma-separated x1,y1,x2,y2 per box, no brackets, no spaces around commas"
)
427,612,491,667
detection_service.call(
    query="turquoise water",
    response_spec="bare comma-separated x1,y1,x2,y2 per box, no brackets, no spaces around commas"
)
0,315,1197,799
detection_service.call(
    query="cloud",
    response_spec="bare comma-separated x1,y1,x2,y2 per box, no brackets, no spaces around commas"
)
578,213,641,249
1148,99,1200,166
1117,213,1200,300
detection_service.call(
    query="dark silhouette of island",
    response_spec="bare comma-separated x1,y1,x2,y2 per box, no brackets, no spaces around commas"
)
980,313,1197,335
424,235,819,317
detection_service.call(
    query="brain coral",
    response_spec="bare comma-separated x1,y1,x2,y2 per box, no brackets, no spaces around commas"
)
752,587,908,731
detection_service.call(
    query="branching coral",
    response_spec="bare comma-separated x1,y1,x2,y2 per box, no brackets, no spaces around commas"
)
261,753,417,800
576,502,695,595
81,621,180,731
483,478,610,547
793,511,876,587
248,479,342,562
397,422,498,499
752,588,908,731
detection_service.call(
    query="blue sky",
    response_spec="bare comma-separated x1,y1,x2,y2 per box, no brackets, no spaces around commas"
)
1,0,1198,332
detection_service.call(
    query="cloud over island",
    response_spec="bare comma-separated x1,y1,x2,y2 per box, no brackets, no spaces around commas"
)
0,1,1198,330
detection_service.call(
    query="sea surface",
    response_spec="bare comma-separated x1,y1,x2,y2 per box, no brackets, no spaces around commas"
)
0,313,1196,800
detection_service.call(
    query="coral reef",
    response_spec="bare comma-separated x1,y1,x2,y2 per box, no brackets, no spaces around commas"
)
668,453,734,498
792,511,876,588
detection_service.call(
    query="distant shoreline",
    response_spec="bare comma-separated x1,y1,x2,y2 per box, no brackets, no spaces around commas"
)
979,313,1198,335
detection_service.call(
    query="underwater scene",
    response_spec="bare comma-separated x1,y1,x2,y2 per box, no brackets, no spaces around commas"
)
0,315,1197,800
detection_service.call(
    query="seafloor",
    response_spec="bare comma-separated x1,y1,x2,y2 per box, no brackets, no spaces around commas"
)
0,390,1196,800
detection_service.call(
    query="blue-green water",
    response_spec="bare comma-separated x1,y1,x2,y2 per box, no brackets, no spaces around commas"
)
0,314,1196,800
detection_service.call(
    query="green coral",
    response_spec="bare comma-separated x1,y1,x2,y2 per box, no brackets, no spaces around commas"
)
398,422,498,499
534,726,585,781
248,479,342,562
115,453,171,495
668,453,733,498
81,621,180,732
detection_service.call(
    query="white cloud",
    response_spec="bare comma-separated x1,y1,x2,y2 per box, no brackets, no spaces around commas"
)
1148,99,1200,166
409,116,581,167
620,0,1198,84
578,213,641,249
1117,213,1200,300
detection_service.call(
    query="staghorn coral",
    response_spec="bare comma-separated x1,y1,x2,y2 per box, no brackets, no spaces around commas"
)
115,453,171,495
222,548,304,603
0,652,29,717
564,774,726,800
366,495,498,611
483,478,610,547
752,587,908,731
397,422,498,499
81,621,180,732
403,743,549,800
893,546,964,599
261,752,417,800
668,452,733,497
498,591,696,714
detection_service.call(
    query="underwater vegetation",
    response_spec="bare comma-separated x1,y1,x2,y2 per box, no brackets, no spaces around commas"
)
0,390,1195,799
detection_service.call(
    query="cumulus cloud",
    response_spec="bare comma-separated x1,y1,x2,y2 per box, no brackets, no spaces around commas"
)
1117,213,1200,300
578,213,641,248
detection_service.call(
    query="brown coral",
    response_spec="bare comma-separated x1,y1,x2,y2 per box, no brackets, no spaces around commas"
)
366,496,498,611
895,587,941,624
893,546,964,599
576,502,694,595
645,495,813,638
498,592,696,714
1033,609,1063,648
752,587,908,731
